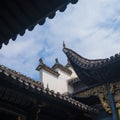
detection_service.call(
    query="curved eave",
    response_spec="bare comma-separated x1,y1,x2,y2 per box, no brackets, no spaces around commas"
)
63,47,120,85
0,0,79,49
63,47,120,69
63,48,108,69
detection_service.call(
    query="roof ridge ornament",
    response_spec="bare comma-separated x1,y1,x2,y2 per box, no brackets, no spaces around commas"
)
39,58,44,65
55,58,59,64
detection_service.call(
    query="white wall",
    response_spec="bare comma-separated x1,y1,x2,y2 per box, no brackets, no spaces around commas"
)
40,69,58,90
66,66,78,94
56,68,71,94
39,67,78,94
68,66,77,78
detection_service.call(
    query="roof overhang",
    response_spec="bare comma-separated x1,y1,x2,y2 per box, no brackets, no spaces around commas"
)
63,47,120,86
0,0,79,48
0,65,99,115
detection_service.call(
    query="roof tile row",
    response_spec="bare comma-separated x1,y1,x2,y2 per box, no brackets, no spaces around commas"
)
63,47,120,69
0,65,99,113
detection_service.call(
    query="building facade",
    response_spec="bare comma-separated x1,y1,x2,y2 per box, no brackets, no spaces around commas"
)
36,58,77,94
63,46,120,120
36,45,120,120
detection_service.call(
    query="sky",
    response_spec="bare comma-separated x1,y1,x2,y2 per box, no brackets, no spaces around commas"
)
0,0,120,80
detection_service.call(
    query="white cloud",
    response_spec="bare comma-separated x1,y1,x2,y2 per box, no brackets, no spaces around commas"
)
1,0,120,80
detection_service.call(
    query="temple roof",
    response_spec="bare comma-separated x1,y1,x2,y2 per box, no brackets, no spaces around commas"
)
63,47,120,86
0,0,78,49
0,64,99,114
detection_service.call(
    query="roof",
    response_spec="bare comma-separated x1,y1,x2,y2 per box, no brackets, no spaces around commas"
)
63,47,120,86
36,58,72,76
0,0,78,49
36,58,60,77
68,77,80,85
73,96,101,106
0,65,43,88
0,64,99,114
52,58,72,75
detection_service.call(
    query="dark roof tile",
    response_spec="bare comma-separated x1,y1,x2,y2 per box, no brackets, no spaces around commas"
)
0,64,99,113
0,0,79,48
63,47,120,85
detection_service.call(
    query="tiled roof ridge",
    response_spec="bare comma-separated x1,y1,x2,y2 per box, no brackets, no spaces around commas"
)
36,58,60,77
63,47,120,69
52,58,72,75
0,64,99,114
0,65,43,87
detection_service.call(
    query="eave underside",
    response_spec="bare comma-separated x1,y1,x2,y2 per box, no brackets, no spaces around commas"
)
0,0,78,48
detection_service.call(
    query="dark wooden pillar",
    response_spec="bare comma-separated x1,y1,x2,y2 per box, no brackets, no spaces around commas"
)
106,82,118,120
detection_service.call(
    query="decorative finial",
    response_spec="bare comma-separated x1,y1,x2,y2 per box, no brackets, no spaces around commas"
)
63,41,66,48
39,58,44,65
55,58,59,64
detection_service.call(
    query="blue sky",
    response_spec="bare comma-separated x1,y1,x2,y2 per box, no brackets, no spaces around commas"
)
0,0,120,80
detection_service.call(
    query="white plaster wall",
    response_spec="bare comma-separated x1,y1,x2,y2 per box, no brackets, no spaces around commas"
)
66,67,78,93
68,67,77,78
56,68,71,94
67,84,74,94
41,69,71,94
41,69,58,90
39,66,78,94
